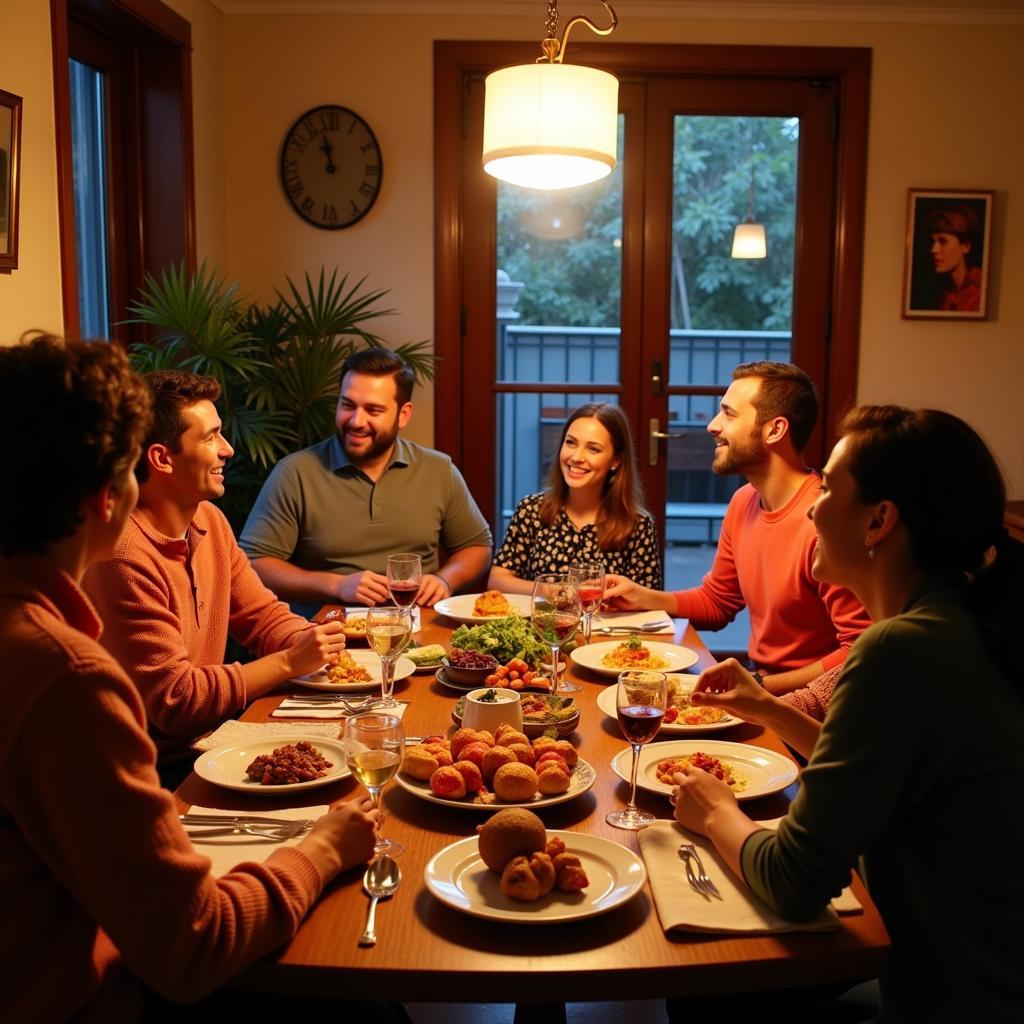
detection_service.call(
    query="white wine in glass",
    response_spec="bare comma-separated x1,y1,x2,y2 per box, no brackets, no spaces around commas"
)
365,605,411,707
607,670,667,830
344,712,404,857
531,573,581,695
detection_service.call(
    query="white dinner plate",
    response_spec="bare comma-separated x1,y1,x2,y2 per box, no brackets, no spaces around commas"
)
193,735,351,793
291,650,416,692
595,680,740,735
424,830,646,923
433,592,532,625
611,739,798,802
395,757,597,811
570,640,700,678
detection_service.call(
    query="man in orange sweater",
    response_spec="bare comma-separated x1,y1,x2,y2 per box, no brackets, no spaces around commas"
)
85,371,347,769
606,362,869,694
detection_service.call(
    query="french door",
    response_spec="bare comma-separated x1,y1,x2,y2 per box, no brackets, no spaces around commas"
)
435,43,870,585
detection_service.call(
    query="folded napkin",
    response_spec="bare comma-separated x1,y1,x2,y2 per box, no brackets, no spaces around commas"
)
272,699,409,721
637,818,860,934
192,719,342,752
592,610,678,635
185,803,328,877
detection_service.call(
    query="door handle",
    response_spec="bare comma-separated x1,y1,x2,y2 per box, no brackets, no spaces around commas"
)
649,418,686,466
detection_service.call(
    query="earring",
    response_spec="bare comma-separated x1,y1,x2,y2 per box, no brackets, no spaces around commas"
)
865,539,875,560
867,547,875,559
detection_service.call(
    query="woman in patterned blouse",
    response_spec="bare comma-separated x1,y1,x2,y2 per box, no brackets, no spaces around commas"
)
489,403,662,593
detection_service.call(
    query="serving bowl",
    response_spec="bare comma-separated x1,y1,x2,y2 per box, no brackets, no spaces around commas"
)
441,651,499,686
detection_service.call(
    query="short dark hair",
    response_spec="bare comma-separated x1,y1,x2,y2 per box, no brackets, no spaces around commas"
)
733,361,818,453
135,370,221,483
926,204,982,266
339,347,414,406
0,333,152,554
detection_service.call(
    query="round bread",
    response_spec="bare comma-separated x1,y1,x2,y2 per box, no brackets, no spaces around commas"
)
450,727,478,759
481,744,516,783
493,761,539,802
536,763,571,794
429,765,467,799
507,742,536,766
553,739,578,767
402,744,439,781
452,759,484,794
476,807,547,873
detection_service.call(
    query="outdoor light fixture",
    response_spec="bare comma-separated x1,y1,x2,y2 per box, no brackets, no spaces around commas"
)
731,124,767,259
483,1,619,191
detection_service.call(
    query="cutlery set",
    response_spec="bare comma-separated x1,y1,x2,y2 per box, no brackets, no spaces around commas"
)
180,813,314,843
284,694,405,713
678,843,722,900
594,622,672,635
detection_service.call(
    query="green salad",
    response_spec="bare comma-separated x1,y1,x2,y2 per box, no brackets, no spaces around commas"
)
449,615,551,668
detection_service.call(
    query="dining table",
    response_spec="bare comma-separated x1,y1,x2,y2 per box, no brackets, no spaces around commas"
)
176,606,890,1018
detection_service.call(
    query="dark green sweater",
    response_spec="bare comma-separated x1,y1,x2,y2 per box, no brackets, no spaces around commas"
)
742,574,1024,1021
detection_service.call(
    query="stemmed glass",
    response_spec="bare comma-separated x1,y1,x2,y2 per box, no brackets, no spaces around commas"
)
386,553,422,614
607,670,667,830
365,605,411,708
570,561,605,646
344,712,405,857
531,572,582,695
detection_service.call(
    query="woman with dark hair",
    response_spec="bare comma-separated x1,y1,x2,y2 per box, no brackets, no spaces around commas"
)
489,403,661,593
0,335,382,1021
927,204,983,311
669,405,1024,1021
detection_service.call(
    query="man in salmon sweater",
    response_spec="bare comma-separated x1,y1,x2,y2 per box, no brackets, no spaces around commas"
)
85,371,348,773
605,362,869,694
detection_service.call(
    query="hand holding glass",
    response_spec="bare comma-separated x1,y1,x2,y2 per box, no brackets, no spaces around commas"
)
365,605,410,708
571,561,605,645
344,712,405,857
607,670,667,830
531,573,581,694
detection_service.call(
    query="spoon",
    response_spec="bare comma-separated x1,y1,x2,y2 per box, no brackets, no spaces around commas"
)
358,855,401,946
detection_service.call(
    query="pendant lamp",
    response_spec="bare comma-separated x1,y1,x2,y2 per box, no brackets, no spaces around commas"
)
731,124,767,259
483,2,619,191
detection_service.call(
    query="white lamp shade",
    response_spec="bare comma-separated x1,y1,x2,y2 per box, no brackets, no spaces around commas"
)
483,62,619,190
731,221,767,259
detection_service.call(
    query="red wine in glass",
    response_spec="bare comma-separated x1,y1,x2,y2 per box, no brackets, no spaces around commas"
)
617,705,664,744
389,582,419,607
578,586,603,613
535,612,579,643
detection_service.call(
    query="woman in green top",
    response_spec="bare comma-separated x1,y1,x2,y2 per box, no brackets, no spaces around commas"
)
671,406,1024,1022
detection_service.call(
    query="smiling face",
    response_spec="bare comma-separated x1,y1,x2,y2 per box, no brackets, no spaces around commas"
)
335,371,411,467
931,232,970,276
170,400,233,503
706,377,769,476
559,416,620,495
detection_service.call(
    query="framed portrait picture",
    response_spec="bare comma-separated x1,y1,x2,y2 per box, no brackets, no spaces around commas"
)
0,87,22,272
902,189,993,320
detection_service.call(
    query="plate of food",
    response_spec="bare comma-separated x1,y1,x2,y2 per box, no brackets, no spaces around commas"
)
452,693,580,738
193,736,351,793
291,650,416,692
570,639,700,678
425,823,646,923
595,677,739,734
405,643,446,672
611,739,798,802
434,591,532,625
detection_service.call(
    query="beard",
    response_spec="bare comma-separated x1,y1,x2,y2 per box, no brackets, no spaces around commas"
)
712,428,768,476
339,415,401,465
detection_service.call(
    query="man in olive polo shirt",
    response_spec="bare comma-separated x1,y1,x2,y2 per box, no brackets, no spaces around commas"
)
241,347,492,617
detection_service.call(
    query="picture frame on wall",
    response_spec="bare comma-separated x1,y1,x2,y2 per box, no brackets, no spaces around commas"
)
0,87,23,273
902,188,993,320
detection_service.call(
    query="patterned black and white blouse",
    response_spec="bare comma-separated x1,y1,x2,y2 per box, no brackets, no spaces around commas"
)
493,493,663,588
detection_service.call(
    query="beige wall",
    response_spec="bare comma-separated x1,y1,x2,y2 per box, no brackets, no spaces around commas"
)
0,1,64,344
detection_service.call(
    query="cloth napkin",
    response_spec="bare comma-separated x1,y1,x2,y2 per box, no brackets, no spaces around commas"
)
592,610,677,635
637,818,861,934
184,803,328,877
272,698,410,721
192,719,343,752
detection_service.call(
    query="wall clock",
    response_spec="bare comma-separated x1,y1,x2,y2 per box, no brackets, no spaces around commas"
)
280,105,382,229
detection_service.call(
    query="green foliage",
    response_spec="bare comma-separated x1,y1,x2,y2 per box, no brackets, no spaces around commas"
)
126,261,435,531
496,115,797,332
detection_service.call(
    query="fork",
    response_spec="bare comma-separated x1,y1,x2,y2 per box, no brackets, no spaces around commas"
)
679,843,723,900
595,622,670,634
186,820,313,842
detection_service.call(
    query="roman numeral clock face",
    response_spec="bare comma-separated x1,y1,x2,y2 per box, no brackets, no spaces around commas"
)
280,105,382,229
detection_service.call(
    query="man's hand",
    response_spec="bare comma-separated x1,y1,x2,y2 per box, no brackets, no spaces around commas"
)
336,570,390,606
603,574,675,613
691,658,775,726
284,621,347,677
670,762,739,836
416,573,451,607
298,798,378,879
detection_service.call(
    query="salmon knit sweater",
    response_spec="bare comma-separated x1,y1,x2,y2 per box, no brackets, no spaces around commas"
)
84,503,307,759
674,475,870,673
0,556,321,1022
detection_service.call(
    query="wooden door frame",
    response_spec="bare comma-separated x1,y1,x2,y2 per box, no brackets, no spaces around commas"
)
434,41,870,512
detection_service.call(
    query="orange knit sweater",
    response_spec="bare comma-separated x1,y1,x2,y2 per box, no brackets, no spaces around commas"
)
0,556,321,1021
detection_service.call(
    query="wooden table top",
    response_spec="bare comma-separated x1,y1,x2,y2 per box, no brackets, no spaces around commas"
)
177,609,890,1003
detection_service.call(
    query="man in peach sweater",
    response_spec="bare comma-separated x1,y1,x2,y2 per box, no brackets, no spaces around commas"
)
605,362,869,695
85,370,347,773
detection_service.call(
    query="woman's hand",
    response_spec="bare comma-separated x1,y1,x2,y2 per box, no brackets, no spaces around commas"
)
670,762,740,836
691,658,775,725
298,798,378,880
602,574,676,613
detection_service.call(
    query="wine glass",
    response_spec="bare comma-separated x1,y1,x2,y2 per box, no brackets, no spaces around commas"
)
570,561,605,646
531,573,582,695
344,712,405,858
365,605,411,708
387,553,422,611
607,670,667,830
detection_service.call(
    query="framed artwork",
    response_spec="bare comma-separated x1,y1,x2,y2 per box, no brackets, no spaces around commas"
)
0,87,22,272
901,188,993,320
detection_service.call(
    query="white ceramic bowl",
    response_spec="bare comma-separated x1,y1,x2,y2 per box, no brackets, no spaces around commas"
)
460,687,523,735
